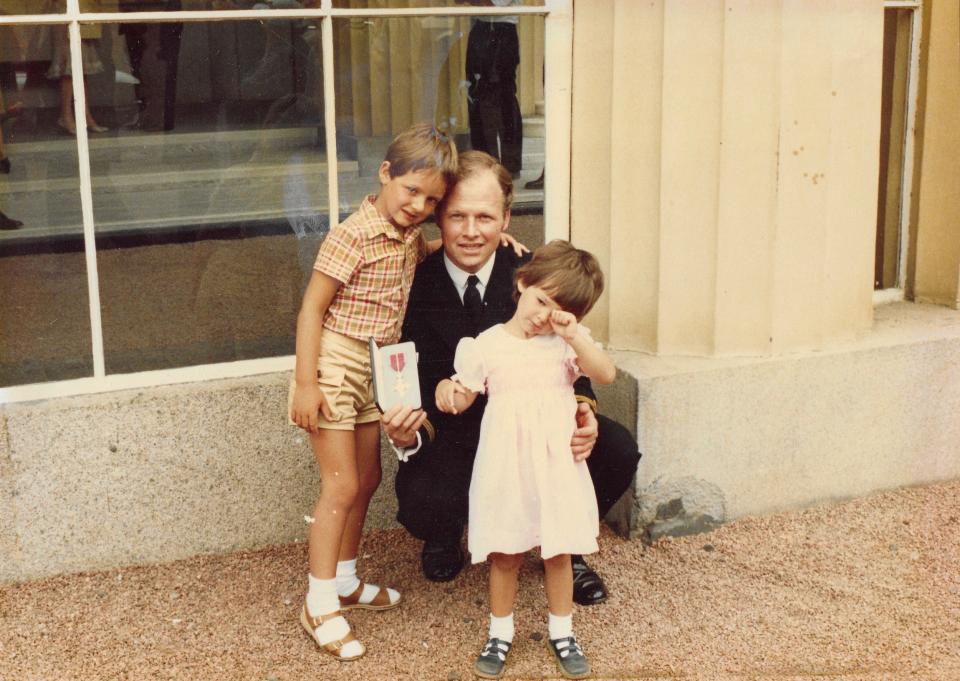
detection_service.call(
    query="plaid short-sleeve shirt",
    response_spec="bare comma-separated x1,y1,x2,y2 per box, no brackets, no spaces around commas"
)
314,196,427,345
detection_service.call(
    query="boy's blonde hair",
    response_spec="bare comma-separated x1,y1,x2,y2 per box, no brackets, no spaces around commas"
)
514,240,605,319
384,122,458,186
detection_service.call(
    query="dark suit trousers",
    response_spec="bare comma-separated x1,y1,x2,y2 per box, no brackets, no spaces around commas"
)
465,21,523,174
395,413,641,544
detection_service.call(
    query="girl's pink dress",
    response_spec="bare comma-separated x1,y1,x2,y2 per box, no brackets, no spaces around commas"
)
453,323,600,564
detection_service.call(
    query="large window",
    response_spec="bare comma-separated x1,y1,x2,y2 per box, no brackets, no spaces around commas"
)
875,0,921,298
0,0,568,401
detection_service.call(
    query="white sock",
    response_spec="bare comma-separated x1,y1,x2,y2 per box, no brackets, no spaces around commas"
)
307,574,339,616
489,612,515,643
548,612,573,640
335,559,361,596
306,574,363,657
335,558,400,605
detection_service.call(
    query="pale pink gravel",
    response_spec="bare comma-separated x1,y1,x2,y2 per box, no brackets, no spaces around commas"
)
2,480,959,680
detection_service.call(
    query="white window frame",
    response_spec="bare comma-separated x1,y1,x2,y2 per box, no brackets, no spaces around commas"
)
874,0,922,305
0,0,572,404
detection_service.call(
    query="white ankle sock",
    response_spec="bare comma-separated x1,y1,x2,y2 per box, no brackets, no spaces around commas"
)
307,575,339,616
306,574,363,657
335,559,400,605
548,612,573,640
335,559,361,596
489,612,515,643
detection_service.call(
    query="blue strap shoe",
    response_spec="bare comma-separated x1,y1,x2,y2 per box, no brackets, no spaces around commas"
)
548,635,591,679
473,637,512,679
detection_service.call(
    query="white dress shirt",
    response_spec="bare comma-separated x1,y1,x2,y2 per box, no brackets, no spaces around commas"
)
393,252,498,461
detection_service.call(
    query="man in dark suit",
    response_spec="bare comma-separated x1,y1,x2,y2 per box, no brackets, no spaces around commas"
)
382,151,640,605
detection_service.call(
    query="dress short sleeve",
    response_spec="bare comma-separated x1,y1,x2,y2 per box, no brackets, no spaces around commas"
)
452,337,487,394
563,324,601,378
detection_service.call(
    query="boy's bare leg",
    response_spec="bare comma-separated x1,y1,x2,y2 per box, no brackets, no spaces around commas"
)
307,428,359,579
337,421,382,562
543,553,573,616
489,552,523,616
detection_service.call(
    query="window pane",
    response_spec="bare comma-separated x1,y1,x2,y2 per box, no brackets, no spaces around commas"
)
86,19,327,373
79,1,320,11
875,8,913,290
332,1,546,10
0,25,92,386
332,13,545,249
0,1,66,13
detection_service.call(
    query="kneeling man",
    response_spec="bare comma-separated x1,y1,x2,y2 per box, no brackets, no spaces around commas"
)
383,151,641,605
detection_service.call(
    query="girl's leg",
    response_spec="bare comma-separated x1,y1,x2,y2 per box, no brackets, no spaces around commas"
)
489,552,523,617
474,552,523,677
543,553,573,618
544,553,591,678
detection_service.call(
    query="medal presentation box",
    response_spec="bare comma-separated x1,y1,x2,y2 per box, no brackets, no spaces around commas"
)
369,339,422,412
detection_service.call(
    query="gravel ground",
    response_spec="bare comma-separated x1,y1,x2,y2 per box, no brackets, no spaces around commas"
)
2,480,958,681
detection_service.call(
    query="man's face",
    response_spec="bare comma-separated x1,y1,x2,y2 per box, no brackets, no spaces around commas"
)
438,169,510,273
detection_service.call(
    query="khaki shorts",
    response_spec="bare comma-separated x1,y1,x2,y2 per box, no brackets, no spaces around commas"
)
288,328,380,431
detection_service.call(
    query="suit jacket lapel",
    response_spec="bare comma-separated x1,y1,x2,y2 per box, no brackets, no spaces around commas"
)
420,252,477,353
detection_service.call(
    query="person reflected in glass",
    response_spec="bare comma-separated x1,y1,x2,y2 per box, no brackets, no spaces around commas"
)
462,0,523,176
46,22,108,135
119,0,184,132
0,91,22,229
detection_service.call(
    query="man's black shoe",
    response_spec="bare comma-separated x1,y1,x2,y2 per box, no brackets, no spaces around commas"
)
571,555,607,605
421,540,464,582
525,171,544,190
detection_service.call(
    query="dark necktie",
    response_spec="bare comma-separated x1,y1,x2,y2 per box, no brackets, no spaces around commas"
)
464,275,483,320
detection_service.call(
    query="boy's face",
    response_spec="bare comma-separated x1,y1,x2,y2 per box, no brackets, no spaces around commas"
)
375,162,447,229
438,169,511,274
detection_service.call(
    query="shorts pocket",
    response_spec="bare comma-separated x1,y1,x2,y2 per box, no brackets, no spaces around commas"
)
317,361,347,421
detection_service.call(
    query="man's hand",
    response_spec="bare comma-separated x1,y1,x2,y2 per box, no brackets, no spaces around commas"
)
381,405,426,449
570,402,598,462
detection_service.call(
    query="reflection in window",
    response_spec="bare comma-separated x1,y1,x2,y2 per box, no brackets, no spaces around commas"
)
73,19,329,373
1,1,66,14
79,0,321,11
332,13,545,247
0,24,92,387
875,8,914,290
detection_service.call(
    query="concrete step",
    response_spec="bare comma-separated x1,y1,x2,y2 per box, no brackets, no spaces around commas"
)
0,127,546,249
523,114,545,138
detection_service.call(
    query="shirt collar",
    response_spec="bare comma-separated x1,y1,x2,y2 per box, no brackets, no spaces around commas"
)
443,251,496,301
361,194,408,241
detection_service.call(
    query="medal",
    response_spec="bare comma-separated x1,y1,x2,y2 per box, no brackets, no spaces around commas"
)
390,352,408,395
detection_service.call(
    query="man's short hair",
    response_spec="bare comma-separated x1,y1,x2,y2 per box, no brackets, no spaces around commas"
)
438,150,514,217
384,122,458,186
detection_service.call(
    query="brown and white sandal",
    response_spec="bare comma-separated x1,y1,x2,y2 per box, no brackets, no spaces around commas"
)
338,582,402,611
300,604,365,661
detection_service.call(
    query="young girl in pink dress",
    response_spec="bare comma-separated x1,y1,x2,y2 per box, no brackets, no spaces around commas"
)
436,240,616,680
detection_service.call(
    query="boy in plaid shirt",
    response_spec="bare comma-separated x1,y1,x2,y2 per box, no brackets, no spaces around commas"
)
289,123,455,660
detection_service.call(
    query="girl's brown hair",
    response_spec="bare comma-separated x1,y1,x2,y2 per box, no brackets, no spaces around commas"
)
514,240,605,319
